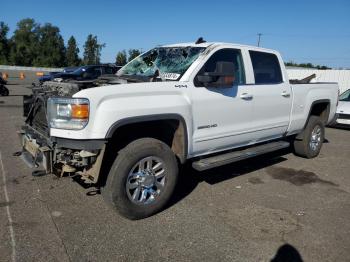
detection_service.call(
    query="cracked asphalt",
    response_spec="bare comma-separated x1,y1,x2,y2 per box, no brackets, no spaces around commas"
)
0,73,350,261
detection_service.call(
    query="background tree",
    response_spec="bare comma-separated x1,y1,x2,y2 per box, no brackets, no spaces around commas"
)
33,23,66,67
285,61,330,70
66,36,81,66
128,49,141,62
83,34,105,65
9,18,39,66
115,50,127,66
0,22,10,64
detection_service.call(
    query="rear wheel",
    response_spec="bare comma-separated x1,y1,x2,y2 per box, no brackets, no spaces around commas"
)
102,138,178,219
293,116,325,158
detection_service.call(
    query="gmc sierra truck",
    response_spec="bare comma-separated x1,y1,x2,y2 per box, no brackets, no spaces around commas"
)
19,41,339,219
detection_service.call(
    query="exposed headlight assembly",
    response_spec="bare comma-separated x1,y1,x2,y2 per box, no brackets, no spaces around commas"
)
47,98,89,130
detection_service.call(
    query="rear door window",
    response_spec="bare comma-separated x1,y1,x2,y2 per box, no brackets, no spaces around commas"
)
249,51,283,84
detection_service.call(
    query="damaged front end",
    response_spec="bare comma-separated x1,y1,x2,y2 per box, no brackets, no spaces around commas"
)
19,81,106,183
18,126,106,183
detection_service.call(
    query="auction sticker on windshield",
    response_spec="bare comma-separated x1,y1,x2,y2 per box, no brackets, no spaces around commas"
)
160,72,180,80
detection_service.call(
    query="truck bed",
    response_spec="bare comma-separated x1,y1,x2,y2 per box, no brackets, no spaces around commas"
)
288,82,339,135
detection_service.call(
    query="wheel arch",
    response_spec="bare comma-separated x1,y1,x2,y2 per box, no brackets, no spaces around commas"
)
105,114,189,163
304,99,330,127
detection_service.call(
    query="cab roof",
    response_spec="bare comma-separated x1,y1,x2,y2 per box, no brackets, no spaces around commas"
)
162,42,277,53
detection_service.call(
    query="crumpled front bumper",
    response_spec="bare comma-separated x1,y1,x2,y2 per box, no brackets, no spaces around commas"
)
18,125,107,183
18,125,53,173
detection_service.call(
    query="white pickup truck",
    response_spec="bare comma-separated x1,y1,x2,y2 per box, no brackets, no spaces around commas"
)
20,41,339,219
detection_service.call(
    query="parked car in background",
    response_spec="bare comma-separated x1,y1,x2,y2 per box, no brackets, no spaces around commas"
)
35,65,118,86
37,71,62,85
35,68,73,85
62,67,79,73
53,64,118,82
334,89,350,126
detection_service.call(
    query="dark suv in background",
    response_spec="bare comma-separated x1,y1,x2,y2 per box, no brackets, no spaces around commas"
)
36,64,119,85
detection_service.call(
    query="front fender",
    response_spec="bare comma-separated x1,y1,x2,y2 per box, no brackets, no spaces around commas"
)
50,83,194,154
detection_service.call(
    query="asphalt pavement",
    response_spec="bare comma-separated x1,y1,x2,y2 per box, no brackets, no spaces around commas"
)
0,76,350,262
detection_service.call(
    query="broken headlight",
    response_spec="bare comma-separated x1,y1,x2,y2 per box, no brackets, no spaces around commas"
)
47,98,89,130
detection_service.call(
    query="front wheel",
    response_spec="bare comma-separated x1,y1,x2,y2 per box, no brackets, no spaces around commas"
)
293,116,325,158
102,138,179,219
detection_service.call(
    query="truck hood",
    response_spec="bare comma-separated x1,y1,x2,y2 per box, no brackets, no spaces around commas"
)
73,81,188,102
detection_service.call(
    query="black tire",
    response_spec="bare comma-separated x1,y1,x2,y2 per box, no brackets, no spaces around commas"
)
101,138,179,220
0,86,9,96
293,116,325,158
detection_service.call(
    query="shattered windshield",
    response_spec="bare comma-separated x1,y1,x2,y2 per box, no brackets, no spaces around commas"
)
118,47,206,81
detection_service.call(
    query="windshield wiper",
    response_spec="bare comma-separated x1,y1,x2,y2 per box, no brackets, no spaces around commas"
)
119,74,151,83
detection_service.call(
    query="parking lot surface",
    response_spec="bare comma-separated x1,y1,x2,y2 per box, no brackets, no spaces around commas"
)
0,77,350,262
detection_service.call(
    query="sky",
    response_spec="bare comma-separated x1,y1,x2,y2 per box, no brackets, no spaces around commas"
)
2,0,350,68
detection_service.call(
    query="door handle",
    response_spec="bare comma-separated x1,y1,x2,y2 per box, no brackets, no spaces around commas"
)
240,93,253,100
281,91,291,97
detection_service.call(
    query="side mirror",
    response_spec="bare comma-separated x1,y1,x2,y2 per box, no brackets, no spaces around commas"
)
197,61,235,88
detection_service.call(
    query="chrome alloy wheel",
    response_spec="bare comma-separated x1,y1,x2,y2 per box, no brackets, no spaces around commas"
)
126,156,166,205
309,125,322,152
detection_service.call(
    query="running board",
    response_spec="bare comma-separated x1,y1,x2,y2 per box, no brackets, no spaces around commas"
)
192,141,290,171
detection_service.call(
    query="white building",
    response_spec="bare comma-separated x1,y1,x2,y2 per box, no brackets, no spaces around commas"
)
286,69,350,94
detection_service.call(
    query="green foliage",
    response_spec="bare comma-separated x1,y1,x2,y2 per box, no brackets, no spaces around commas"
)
66,36,81,66
0,22,10,64
9,18,40,66
115,49,141,65
115,50,127,66
285,61,331,70
128,49,141,62
83,34,105,65
0,18,78,67
33,23,66,67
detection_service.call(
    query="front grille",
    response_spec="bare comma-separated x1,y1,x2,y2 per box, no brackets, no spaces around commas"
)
338,113,350,120
27,97,49,135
